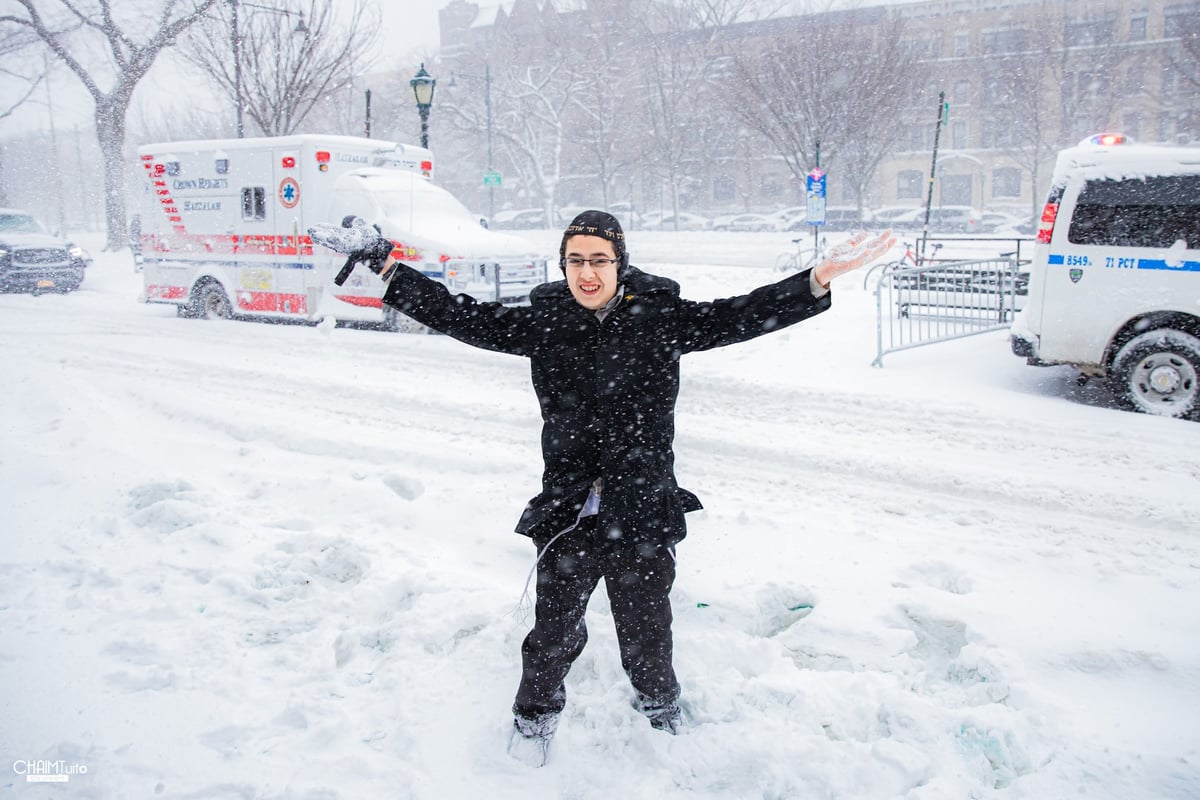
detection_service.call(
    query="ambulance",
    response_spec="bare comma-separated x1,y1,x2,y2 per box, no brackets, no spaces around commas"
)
1010,134,1200,420
136,134,548,330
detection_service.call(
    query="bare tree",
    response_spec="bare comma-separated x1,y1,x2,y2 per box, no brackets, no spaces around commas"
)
729,8,926,216
182,0,379,137
0,0,219,249
0,27,44,120
440,6,590,225
1173,25,1200,92
980,14,1131,215
635,0,744,225
1164,14,1199,143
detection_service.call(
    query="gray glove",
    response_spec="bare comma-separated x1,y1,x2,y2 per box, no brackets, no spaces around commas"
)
308,215,395,285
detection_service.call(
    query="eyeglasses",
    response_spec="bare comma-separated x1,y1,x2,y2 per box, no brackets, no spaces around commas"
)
564,256,618,269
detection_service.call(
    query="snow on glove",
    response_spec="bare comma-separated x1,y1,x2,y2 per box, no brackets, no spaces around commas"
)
307,215,396,285
813,229,896,286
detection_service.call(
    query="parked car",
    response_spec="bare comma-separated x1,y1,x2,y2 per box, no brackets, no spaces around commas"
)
787,206,869,231
491,208,549,229
643,212,711,231
712,212,776,232
870,206,921,227
979,211,1023,233
769,206,807,229
0,208,90,293
890,206,982,234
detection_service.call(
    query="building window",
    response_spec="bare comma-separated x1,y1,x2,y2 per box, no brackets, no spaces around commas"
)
1124,64,1146,95
982,27,1029,54
954,79,972,105
1164,3,1200,38
1123,112,1143,140
713,175,736,203
1129,13,1147,40
1064,13,1116,46
897,170,923,199
1162,68,1177,98
951,121,967,149
992,167,1021,198
940,175,973,206
953,31,970,56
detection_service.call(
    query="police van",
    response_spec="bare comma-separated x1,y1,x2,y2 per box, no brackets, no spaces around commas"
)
1010,134,1200,420
136,135,547,330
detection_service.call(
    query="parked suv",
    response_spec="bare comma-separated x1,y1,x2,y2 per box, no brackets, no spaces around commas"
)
1010,134,1200,419
892,206,982,233
0,208,90,293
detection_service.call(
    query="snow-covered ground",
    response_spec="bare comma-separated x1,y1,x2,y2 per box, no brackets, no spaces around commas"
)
2,231,1198,799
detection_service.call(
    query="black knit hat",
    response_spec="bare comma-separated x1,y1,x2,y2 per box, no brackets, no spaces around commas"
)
559,210,627,273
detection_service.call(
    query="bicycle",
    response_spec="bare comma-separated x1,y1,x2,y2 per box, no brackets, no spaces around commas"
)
774,235,828,273
894,240,943,268
860,240,944,290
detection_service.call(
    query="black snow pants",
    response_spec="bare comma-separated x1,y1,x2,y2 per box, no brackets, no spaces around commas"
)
512,515,681,719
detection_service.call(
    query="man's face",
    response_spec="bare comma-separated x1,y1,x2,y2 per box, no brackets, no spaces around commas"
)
563,234,620,310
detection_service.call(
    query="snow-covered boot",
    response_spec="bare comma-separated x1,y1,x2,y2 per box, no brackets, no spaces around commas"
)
635,693,683,735
507,712,558,767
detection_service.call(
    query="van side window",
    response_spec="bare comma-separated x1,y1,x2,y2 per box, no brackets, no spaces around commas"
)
1068,175,1200,249
241,187,267,221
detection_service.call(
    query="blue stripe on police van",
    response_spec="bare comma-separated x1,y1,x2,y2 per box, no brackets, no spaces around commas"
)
1047,254,1064,265
1137,259,1200,273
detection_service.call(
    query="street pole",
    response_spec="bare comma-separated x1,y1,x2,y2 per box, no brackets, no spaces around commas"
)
365,89,371,138
231,0,243,138
921,91,948,260
814,139,821,255
485,64,494,221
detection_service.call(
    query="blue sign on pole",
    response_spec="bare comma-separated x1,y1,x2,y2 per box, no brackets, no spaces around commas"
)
806,168,827,225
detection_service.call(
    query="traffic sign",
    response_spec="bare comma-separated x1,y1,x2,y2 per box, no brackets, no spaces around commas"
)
806,168,827,225
483,170,502,187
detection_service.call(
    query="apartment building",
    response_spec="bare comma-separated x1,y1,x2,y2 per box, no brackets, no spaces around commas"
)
435,0,1197,219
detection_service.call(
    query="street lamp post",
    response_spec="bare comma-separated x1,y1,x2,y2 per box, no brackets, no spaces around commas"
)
229,0,310,138
410,63,437,150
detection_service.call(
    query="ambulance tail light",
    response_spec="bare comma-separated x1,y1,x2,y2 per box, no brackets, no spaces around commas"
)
281,155,297,168
421,160,433,177
315,150,330,172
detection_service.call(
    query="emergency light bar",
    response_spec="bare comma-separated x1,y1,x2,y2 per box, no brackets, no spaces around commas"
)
1081,132,1131,147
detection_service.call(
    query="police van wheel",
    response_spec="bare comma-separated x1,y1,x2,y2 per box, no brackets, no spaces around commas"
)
1111,329,1200,420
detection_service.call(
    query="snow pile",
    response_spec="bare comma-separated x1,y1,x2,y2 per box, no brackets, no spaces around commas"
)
1,233,1197,798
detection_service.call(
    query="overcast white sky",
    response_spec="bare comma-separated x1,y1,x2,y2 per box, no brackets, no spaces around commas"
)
0,0,446,137
376,0,444,59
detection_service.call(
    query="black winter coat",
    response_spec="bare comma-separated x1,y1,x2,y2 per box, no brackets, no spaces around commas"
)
382,264,832,548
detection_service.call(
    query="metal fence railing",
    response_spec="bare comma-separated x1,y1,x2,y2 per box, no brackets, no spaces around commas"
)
868,257,1028,367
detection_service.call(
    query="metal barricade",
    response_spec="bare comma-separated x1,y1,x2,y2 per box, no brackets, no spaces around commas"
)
869,257,1028,366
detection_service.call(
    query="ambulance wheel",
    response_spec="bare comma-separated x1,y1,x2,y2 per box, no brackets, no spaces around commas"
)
190,282,233,320
1110,329,1200,420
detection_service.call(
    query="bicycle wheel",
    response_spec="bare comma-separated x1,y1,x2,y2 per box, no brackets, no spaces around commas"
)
774,252,800,272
